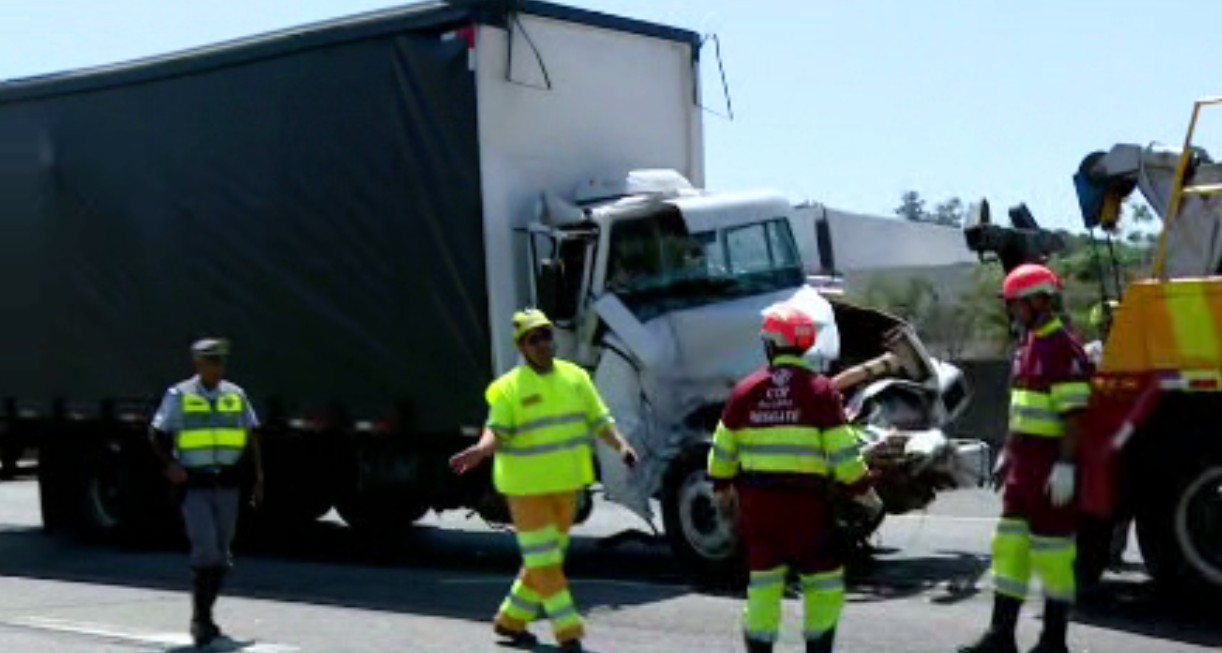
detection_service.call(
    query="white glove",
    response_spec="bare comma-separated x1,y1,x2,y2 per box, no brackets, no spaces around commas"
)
1045,462,1075,507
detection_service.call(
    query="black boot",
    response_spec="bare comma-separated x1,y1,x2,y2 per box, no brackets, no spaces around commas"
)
1027,600,1070,653
806,628,836,653
202,568,227,641
743,635,773,653
190,569,216,648
958,594,1021,653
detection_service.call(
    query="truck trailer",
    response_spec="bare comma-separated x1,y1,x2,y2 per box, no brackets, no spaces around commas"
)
0,0,978,570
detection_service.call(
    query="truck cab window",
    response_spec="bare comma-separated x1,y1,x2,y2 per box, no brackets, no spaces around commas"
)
725,219,800,274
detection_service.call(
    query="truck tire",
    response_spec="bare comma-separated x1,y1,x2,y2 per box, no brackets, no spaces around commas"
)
1137,460,1222,591
573,488,594,525
259,432,337,528
1174,462,1222,588
661,443,741,578
37,429,71,533
336,489,430,537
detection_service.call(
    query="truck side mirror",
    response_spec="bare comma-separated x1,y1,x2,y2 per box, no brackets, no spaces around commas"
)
536,258,567,320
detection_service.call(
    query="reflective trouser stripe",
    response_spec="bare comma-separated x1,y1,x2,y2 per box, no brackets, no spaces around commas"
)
993,519,1031,600
744,566,787,643
800,568,844,639
499,578,542,623
543,589,583,634
517,526,564,569
1031,535,1077,603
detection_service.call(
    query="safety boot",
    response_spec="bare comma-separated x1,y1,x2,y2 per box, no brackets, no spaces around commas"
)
558,639,584,653
958,631,1018,653
1026,600,1070,653
190,569,217,648
958,594,1021,653
806,628,836,653
493,623,538,648
743,635,773,653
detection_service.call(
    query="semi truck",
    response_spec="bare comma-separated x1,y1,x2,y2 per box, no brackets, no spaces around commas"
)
0,0,979,570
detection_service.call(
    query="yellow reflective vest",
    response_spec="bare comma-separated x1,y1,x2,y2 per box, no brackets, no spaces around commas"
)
485,360,614,496
1008,318,1093,438
177,391,249,468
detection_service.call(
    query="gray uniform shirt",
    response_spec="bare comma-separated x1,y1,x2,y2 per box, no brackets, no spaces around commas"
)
151,376,259,462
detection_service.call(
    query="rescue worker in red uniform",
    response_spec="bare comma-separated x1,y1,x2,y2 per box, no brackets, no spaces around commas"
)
709,307,884,653
960,264,1092,653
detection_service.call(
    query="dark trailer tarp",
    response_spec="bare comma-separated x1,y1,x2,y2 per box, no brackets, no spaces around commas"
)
0,2,494,431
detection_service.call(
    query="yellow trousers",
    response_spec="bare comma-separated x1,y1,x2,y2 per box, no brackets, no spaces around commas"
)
494,491,584,643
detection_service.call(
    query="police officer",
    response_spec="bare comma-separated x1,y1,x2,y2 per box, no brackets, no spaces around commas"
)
149,338,263,648
709,307,883,653
450,309,638,653
959,264,1091,653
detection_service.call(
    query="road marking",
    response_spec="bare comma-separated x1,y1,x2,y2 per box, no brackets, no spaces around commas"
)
5,616,298,652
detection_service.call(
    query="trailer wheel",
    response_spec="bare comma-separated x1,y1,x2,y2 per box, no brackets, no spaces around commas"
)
336,489,429,536
661,443,741,578
37,429,70,533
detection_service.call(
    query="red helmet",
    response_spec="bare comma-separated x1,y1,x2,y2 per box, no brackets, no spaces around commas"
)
1002,264,1062,301
761,307,817,352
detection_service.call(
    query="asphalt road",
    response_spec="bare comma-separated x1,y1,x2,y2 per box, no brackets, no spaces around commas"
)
0,478,1216,653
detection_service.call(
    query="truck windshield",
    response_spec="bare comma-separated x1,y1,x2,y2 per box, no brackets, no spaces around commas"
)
607,210,804,321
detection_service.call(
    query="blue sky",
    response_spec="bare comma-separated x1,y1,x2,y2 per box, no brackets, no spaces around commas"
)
4,1,1220,230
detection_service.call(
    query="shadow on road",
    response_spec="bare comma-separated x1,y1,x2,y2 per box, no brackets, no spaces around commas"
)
0,518,689,628
1073,575,1222,648
0,511,1220,649
849,548,991,605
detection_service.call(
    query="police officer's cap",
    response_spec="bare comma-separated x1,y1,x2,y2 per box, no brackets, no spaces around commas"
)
191,338,230,361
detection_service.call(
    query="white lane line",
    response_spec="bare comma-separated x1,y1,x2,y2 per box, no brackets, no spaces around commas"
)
5,616,299,652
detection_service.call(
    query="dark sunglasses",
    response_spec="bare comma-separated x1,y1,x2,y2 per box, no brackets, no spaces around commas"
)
523,329,554,346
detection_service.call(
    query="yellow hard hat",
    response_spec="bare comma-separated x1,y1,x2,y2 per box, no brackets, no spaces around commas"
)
513,309,553,344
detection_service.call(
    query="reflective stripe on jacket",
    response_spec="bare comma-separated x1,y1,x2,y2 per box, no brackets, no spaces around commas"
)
1009,318,1093,438
708,355,868,488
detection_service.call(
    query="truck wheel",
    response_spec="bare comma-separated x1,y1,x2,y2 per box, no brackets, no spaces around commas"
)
573,488,594,525
1137,461,1222,590
661,444,741,577
1174,463,1222,587
336,490,429,537
37,429,71,533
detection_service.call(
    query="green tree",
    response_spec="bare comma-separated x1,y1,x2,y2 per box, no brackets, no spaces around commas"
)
895,190,927,222
931,197,965,227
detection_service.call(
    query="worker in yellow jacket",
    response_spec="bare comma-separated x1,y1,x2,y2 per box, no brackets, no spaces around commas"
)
451,309,638,653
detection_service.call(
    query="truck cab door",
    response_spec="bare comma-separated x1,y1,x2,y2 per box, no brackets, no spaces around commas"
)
527,225,598,360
